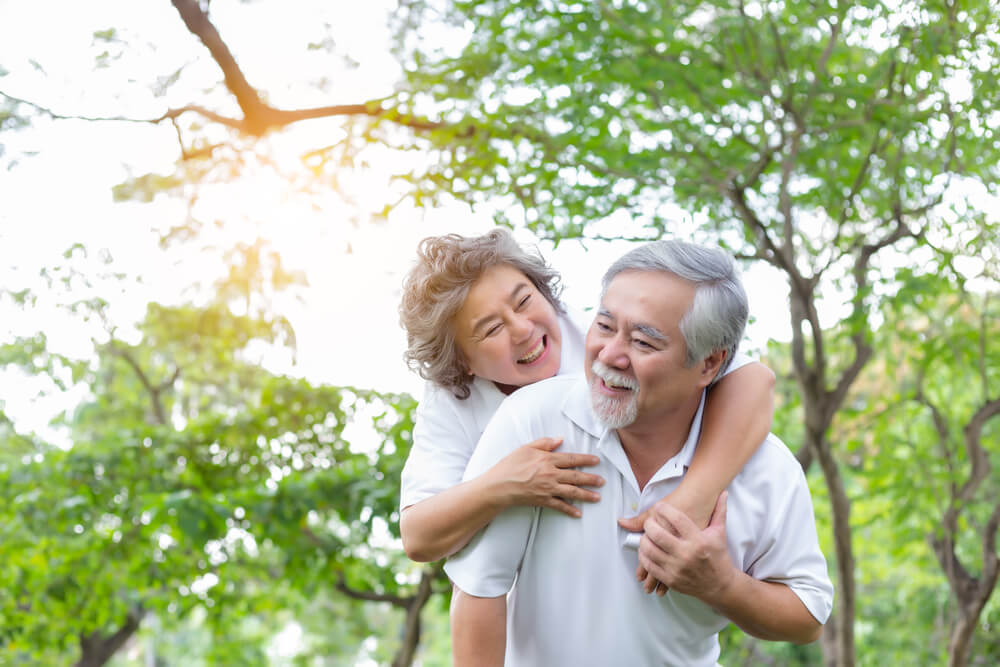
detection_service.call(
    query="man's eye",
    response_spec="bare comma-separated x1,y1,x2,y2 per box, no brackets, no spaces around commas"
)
634,339,653,349
596,322,612,332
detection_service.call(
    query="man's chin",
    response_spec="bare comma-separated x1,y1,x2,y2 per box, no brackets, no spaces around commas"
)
590,392,637,429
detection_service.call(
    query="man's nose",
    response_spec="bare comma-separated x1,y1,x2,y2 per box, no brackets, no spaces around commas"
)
597,335,630,369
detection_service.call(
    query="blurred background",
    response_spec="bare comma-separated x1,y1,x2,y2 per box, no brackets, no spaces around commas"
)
1,1,997,665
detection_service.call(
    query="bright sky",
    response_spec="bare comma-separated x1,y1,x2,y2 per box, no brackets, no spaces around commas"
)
0,0,798,442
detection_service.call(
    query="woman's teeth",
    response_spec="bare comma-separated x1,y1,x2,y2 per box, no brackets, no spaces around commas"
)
518,337,546,364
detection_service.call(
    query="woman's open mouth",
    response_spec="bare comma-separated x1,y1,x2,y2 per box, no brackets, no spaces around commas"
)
517,336,547,365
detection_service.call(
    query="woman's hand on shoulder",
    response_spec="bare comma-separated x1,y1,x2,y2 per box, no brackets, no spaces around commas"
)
486,437,603,517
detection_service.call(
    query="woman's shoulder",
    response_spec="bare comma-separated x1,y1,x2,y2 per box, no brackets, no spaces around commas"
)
417,377,505,428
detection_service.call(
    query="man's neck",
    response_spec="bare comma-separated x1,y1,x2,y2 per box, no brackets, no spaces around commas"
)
617,395,701,491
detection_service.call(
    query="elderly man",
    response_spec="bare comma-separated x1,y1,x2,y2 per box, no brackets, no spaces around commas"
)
444,240,833,666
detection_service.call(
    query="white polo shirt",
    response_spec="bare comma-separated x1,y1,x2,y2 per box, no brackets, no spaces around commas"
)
444,374,833,667
399,303,753,510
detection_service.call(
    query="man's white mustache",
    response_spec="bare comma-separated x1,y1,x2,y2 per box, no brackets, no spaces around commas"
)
591,360,638,391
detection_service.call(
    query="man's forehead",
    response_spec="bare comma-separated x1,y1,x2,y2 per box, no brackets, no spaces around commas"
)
599,271,692,328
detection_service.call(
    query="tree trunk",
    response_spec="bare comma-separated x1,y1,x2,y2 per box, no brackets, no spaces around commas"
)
75,608,143,667
392,564,441,667
811,430,855,667
947,610,979,667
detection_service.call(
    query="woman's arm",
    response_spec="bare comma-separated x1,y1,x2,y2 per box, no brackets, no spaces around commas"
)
400,437,603,562
668,360,775,527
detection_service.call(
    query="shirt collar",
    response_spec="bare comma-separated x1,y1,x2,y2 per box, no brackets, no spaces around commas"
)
562,375,608,439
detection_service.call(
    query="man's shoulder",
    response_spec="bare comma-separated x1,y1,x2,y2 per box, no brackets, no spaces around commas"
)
732,432,810,500
487,374,588,433
504,374,583,404
752,433,803,470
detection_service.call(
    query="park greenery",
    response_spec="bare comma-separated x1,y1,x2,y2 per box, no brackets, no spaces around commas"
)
1,0,998,665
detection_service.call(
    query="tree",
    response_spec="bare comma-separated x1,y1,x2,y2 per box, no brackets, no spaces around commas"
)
0,257,447,665
386,2,1000,664
874,274,999,667
5,0,1000,663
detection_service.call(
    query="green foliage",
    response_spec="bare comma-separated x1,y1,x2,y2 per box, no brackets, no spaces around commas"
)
0,292,434,664
852,277,999,663
396,0,999,251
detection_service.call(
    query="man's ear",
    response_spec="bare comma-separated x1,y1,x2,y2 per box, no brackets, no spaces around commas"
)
698,349,727,387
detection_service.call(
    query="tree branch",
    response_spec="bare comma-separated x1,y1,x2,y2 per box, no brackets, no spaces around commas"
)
75,607,144,667
169,0,264,122
334,571,410,607
106,343,170,426
957,397,1000,506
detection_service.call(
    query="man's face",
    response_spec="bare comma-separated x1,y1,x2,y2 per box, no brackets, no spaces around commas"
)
585,270,713,430
453,263,563,391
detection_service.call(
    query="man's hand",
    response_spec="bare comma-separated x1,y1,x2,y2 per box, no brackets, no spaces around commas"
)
617,491,728,596
618,506,668,595
635,492,737,604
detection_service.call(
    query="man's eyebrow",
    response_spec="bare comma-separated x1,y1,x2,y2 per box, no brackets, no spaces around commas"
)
597,308,668,342
470,282,530,335
634,323,668,341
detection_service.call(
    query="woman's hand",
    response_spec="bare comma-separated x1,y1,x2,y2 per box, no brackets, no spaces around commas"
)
486,437,604,517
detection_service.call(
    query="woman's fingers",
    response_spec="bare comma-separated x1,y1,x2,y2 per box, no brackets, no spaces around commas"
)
555,483,600,503
547,497,583,518
549,452,601,469
525,437,563,451
558,469,604,488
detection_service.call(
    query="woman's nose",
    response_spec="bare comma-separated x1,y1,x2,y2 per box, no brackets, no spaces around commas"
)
509,314,533,342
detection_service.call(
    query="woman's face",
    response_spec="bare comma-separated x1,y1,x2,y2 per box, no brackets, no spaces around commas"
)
452,264,563,392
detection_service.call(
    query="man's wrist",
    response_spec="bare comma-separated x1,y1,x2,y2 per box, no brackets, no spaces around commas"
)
702,562,742,611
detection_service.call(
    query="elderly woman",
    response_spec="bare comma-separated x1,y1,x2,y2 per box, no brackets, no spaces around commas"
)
398,229,775,563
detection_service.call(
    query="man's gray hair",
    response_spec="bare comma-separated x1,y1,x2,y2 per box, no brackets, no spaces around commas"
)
601,240,748,385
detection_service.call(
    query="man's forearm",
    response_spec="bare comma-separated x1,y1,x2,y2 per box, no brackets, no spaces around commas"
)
709,573,822,644
451,589,506,666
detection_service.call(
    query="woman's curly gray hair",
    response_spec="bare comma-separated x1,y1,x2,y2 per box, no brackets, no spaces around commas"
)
399,229,563,399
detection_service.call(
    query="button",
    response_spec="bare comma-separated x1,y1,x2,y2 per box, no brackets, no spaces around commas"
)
631,503,638,511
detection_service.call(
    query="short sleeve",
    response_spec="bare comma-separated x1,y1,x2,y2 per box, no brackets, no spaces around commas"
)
742,453,835,624
444,398,538,597
399,383,478,509
445,505,536,597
